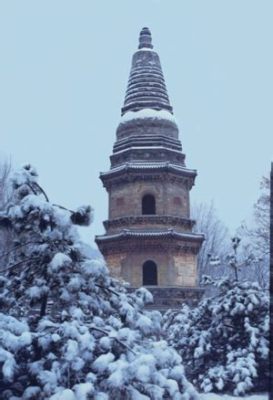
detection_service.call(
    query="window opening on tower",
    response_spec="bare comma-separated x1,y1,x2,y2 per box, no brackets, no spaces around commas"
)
142,194,156,215
142,260,158,285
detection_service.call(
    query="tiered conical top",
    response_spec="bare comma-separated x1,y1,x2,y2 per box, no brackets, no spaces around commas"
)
121,27,173,115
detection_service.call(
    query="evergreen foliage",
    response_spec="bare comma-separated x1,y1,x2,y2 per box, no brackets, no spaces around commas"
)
163,277,269,396
0,165,198,400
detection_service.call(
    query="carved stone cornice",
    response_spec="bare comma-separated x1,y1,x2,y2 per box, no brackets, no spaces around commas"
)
113,132,182,153
110,147,186,168
100,165,196,191
103,215,196,230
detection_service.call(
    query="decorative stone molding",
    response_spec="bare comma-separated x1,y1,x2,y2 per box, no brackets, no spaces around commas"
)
103,215,196,230
100,168,196,191
110,147,186,168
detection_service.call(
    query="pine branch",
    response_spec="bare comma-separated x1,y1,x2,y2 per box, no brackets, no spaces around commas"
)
34,182,49,202
223,323,235,329
39,294,48,318
0,256,41,273
26,182,49,203
0,214,11,228
95,283,120,297
90,325,137,355
26,183,38,195
0,240,45,260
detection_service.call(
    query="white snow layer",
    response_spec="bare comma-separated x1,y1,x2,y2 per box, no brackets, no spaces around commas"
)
120,108,177,124
136,47,155,52
200,393,268,400
49,252,72,272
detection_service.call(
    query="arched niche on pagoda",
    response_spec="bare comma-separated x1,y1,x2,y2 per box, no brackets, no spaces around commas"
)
142,194,156,215
142,260,158,286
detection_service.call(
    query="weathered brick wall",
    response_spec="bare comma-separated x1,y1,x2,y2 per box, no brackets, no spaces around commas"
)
105,248,197,287
105,253,123,279
173,253,197,286
109,180,189,220
165,181,190,217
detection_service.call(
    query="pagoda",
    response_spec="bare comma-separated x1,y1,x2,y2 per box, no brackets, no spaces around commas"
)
95,27,204,309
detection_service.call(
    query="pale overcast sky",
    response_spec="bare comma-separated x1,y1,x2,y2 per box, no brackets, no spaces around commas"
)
0,1,272,246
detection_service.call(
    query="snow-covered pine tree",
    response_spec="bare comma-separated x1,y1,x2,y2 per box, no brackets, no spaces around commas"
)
163,276,269,396
0,164,198,400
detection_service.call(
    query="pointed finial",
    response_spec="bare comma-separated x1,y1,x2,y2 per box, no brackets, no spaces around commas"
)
138,27,153,49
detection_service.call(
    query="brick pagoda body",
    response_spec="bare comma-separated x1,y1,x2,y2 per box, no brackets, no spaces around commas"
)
95,28,204,310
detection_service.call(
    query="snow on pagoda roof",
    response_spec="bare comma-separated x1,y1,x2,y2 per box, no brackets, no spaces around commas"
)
96,229,204,242
100,162,196,177
119,108,177,125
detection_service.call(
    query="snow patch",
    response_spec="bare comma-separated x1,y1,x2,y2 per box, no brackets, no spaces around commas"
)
120,108,177,124
49,389,76,400
200,393,268,400
49,252,72,272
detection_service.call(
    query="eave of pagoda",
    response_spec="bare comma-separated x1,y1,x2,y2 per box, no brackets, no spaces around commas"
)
95,229,204,255
99,162,197,190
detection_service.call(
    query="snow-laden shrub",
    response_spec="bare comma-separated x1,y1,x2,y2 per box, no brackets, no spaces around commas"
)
163,277,269,396
0,164,198,399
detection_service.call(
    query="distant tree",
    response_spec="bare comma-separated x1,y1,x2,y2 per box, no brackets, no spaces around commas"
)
191,201,230,282
0,164,198,400
234,241,269,289
240,176,269,255
0,159,12,208
0,159,13,270
238,176,270,288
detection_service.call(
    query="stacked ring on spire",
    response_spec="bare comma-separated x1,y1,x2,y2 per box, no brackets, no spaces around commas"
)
121,28,173,115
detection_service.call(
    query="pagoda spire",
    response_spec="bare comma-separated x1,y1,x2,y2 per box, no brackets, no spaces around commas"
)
121,27,173,115
138,26,153,49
